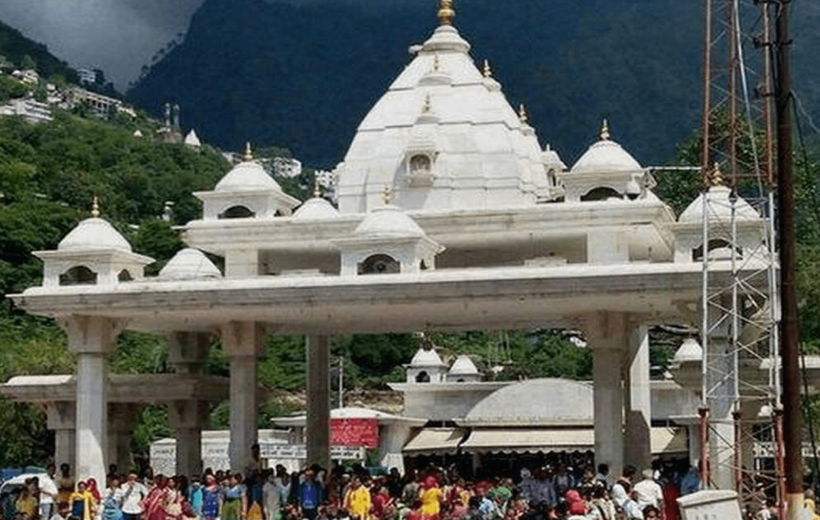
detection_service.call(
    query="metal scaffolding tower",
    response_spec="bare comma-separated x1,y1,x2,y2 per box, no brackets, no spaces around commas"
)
698,0,785,514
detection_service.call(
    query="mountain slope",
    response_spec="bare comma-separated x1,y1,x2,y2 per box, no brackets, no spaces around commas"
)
0,20,77,81
131,0,819,168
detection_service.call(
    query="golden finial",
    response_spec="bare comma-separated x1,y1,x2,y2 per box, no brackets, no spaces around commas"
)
383,185,393,205
482,60,493,78
313,179,322,198
710,162,724,186
600,119,611,141
438,0,455,26
243,142,253,162
518,104,528,124
91,196,100,218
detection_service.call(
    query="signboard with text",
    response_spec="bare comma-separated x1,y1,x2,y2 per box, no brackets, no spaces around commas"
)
330,418,379,448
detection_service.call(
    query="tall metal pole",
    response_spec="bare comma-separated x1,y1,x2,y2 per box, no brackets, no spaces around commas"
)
774,0,803,518
701,0,713,179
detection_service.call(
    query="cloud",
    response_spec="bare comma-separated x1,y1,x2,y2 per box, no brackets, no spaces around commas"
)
0,0,204,89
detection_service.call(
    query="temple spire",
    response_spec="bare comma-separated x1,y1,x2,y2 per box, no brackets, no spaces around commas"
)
243,142,253,162
483,60,493,78
313,179,322,198
710,162,724,187
438,0,455,26
91,196,100,218
518,104,528,124
599,119,611,141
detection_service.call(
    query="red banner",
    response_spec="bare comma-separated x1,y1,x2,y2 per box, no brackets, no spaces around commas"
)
330,418,379,448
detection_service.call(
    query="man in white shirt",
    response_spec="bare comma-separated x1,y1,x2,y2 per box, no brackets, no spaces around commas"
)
120,471,148,520
632,469,664,512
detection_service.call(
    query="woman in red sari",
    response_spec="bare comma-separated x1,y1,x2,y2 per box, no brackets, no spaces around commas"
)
163,477,186,520
86,479,102,506
142,475,169,520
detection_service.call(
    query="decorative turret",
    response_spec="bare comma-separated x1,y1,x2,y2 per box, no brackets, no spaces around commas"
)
292,181,341,220
447,355,482,382
561,120,651,202
405,335,448,383
194,142,301,220
35,198,154,287
670,163,765,263
331,191,444,276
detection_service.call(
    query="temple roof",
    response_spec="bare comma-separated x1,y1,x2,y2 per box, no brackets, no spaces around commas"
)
336,3,550,213
409,347,446,367
679,184,759,223
158,248,222,281
59,217,131,253
214,160,281,192
571,123,642,174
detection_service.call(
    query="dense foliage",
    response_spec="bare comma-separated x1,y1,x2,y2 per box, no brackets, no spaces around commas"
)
0,109,231,465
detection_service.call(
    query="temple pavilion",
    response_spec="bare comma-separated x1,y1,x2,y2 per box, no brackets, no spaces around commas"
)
8,0,770,491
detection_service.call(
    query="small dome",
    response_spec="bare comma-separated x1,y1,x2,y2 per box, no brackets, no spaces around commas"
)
679,185,759,223
293,197,340,221
571,138,642,174
410,347,446,367
354,205,425,238
214,161,281,192
449,355,479,375
58,217,132,252
158,248,222,281
673,337,703,364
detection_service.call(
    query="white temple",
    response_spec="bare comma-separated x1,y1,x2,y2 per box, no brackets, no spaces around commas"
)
7,0,774,491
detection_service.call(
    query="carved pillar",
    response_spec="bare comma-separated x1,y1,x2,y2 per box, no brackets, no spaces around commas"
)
587,313,627,480
221,322,262,469
62,316,124,485
624,325,652,470
46,402,76,469
306,334,330,469
168,400,209,478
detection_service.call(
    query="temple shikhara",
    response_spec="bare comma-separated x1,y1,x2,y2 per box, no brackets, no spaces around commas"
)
4,0,789,497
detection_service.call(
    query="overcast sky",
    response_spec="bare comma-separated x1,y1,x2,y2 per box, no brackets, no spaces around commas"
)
0,0,206,90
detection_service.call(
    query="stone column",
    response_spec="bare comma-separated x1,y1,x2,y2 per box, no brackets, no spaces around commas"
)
624,325,652,470
46,402,76,469
168,331,211,374
168,400,209,477
587,313,626,479
62,316,123,485
306,335,331,469
108,403,141,473
222,321,262,470
704,306,736,490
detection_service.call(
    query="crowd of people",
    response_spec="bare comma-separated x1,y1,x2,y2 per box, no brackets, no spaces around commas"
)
8,449,820,520
1,454,708,520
